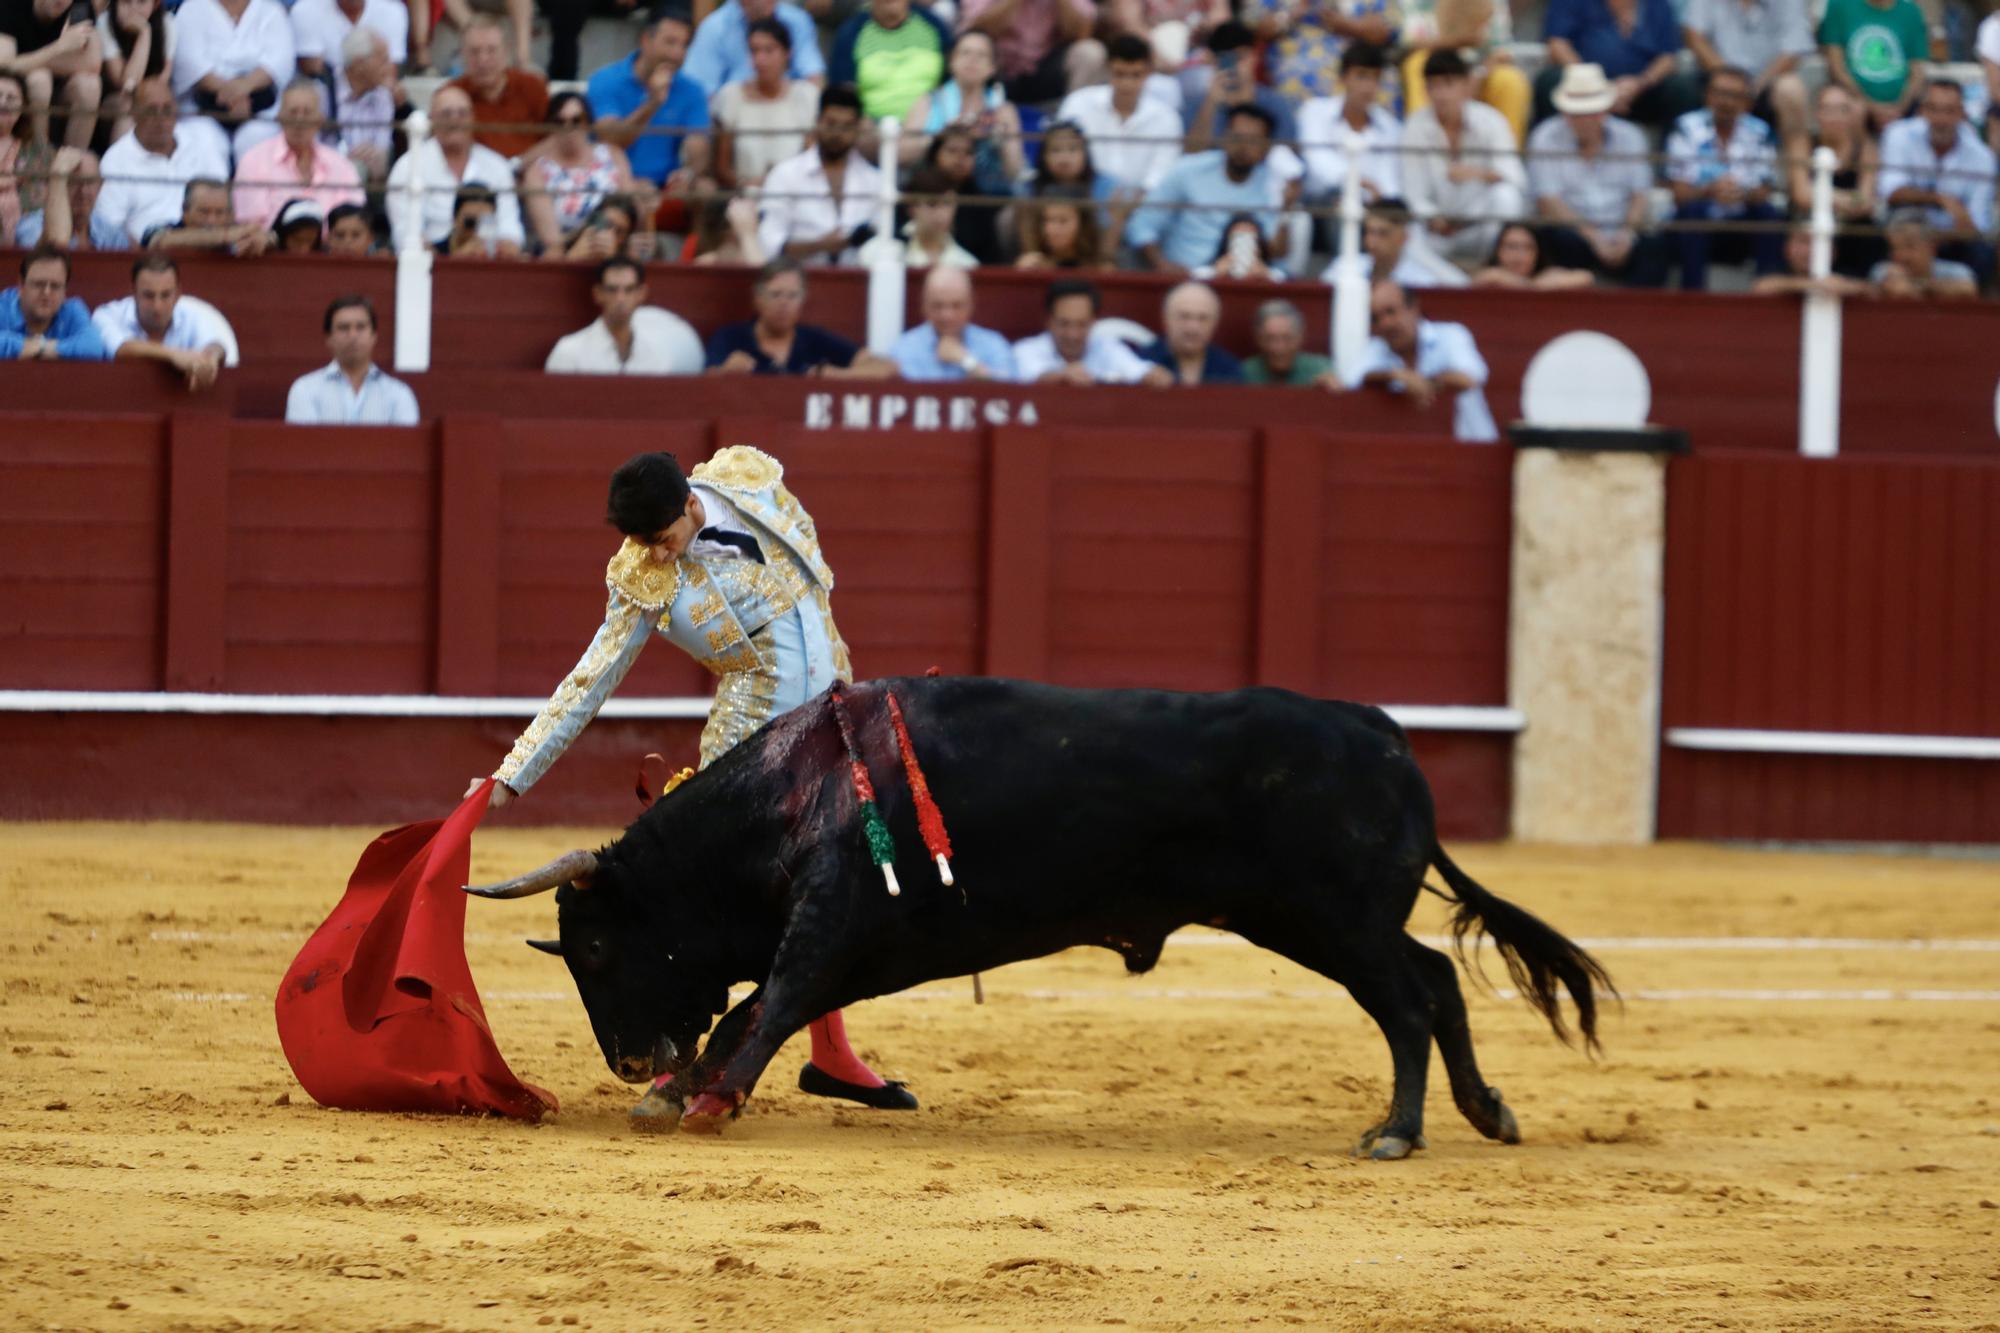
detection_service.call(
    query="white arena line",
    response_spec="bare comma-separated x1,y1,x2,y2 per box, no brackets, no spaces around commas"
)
165,987,2000,1005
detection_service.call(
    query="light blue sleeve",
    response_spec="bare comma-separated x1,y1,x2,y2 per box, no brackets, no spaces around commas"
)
1435,324,1488,386
495,588,662,794
284,375,318,423
390,379,420,425
680,16,728,97
978,328,1017,381
1968,145,1997,233
783,5,826,78
1124,163,1189,250
1357,335,1403,379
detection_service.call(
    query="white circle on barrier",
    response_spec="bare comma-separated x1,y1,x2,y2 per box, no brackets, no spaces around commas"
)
1521,331,1651,429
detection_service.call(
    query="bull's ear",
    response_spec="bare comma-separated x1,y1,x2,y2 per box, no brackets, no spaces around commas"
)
525,938,564,957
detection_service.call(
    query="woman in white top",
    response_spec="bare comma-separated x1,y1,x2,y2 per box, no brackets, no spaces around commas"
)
710,17,819,189
99,0,176,141
521,90,638,256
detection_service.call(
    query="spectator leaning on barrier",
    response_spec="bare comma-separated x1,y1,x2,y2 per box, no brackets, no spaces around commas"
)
682,0,826,99
386,85,524,254
17,146,126,250
1128,102,1280,275
706,256,895,376
588,4,712,193
333,25,399,183
546,256,707,376
1299,44,1403,207
1527,64,1668,288
710,17,819,188
889,265,1016,382
3,245,108,360
1535,0,1700,130
1055,34,1185,194
958,0,1104,106
0,0,102,149
758,83,878,265
1400,49,1526,270
285,294,419,424
1243,298,1339,389
1818,0,1929,135
1680,0,1811,144
1140,279,1242,385
150,176,274,254
1358,279,1496,442
830,0,950,123
1665,64,1783,291
93,252,234,389
172,0,296,160
448,14,548,160
94,79,230,248
1010,275,1170,385
1877,80,1996,286
231,78,364,231
1869,209,1980,299
291,0,405,84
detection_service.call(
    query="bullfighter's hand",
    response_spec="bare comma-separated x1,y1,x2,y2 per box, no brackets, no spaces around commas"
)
464,777,515,809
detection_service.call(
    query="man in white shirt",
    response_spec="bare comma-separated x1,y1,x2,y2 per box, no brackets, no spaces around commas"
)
1055,33,1184,192
1357,280,1498,442
1877,79,1997,284
290,0,407,82
1398,51,1525,268
93,81,232,247
757,84,880,265
546,257,706,375
171,0,296,159
1299,44,1403,205
333,25,398,181
1323,199,1469,287
385,84,523,252
286,294,421,424
1011,277,1170,386
92,253,235,391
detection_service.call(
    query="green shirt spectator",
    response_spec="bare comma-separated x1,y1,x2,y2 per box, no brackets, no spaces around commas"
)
1244,300,1341,390
830,0,951,122
1244,351,1335,385
1818,0,1930,123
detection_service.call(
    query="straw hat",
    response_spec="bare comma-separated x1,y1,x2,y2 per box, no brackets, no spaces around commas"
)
1551,63,1617,115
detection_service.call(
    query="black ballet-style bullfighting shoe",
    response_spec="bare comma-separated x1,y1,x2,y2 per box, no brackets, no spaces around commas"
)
798,1062,920,1110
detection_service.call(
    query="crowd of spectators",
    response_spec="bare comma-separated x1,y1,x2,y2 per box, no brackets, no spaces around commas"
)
4,0,1996,417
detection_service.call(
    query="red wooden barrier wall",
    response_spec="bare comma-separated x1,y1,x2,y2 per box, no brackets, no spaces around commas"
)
11,248,1998,457
1657,450,2000,842
0,417,1514,836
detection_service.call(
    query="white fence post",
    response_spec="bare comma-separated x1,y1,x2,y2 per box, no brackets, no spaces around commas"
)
1331,128,1369,386
1797,144,1841,458
393,109,434,375
866,116,906,355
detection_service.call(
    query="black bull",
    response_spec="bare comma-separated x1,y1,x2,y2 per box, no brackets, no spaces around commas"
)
468,677,1613,1159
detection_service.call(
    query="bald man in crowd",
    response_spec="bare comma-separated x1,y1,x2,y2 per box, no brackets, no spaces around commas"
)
1139,281,1243,385
887,266,1017,381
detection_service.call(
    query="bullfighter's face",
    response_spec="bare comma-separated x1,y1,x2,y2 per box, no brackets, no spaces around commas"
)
643,492,705,564
552,867,724,1084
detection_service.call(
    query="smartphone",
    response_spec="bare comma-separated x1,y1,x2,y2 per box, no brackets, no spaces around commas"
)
846,222,877,250
66,0,93,26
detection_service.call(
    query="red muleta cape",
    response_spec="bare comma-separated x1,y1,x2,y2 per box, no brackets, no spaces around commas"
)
274,779,557,1119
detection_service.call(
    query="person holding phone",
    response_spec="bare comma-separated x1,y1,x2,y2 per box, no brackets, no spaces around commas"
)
0,0,104,148
755,82,879,265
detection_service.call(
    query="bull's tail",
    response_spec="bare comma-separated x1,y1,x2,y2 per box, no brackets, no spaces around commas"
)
1430,843,1615,1053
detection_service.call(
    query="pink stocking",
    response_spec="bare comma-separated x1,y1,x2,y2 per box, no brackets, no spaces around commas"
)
807,1009,884,1087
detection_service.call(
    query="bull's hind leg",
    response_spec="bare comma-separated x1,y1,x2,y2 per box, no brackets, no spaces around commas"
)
1239,917,1437,1160
1405,938,1520,1145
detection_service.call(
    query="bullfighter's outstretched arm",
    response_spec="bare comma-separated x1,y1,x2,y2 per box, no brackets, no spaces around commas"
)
495,589,661,795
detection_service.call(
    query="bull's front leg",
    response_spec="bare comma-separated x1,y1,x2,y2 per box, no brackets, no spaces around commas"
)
629,986,765,1132
678,971,841,1134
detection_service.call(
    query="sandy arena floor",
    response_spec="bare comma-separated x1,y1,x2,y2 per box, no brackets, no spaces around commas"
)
2,824,1997,1331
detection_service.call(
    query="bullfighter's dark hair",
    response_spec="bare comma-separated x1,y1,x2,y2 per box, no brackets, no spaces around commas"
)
323,294,377,333
607,453,692,539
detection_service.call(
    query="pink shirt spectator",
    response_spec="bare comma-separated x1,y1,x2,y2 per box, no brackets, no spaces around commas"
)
231,135,365,230
960,0,1096,80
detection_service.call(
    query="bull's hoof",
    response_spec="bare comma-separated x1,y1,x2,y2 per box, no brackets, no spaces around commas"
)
628,1086,684,1134
1354,1125,1427,1160
678,1092,737,1135
1492,1091,1521,1145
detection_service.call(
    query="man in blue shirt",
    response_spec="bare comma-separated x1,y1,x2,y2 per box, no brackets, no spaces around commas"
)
1,248,108,361
587,5,713,189
1358,280,1499,442
889,267,1017,382
1139,281,1244,385
1536,0,1701,128
1127,103,1281,274
285,296,421,425
682,0,826,98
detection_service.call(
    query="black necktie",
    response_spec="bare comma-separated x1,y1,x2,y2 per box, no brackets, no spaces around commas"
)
698,526,764,563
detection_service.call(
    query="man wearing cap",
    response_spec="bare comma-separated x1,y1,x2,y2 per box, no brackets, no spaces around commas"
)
1526,63,1668,286
467,447,919,1118
286,294,420,424
231,79,365,230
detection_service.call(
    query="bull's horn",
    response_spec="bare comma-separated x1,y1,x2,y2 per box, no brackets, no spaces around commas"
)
464,849,598,899
525,938,564,956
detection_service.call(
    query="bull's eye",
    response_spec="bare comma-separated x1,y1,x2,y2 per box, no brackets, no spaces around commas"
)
585,938,606,963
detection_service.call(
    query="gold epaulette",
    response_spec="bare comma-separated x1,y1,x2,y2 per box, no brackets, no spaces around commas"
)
691,445,784,494
605,538,682,611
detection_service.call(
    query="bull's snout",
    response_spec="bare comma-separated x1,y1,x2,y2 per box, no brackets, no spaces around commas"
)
614,1055,652,1084
612,1034,684,1085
